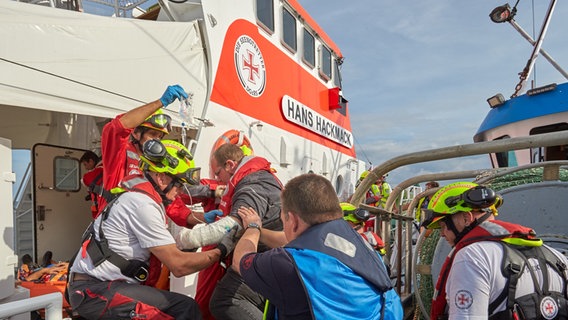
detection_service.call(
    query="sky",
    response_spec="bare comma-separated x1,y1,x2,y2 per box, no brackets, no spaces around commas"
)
297,0,568,186
10,1,568,190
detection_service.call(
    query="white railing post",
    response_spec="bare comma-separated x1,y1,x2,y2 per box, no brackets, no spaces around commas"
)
0,292,63,320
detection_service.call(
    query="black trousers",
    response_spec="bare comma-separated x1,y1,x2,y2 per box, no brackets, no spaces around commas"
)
68,277,201,319
209,267,265,320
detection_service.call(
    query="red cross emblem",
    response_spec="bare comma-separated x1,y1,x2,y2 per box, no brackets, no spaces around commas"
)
454,290,473,309
544,301,554,313
539,296,558,319
242,50,259,84
457,293,470,306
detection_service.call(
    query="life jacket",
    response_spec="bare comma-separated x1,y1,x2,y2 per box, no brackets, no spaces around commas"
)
218,156,280,215
279,219,402,320
361,230,387,256
430,220,545,319
488,242,568,320
78,181,164,285
78,194,150,282
98,139,162,215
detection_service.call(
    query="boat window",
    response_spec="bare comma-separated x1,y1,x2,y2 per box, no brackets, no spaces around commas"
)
54,156,80,192
12,149,31,198
256,0,274,33
332,58,342,88
321,152,328,176
302,28,315,68
530,123,568,161
493,135,517,167
335,175,344,196
319,45,332,81
282,7,297,53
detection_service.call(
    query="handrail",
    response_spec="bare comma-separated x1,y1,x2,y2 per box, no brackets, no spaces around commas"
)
13,161,31,209
476,160,568,184
0,292,63,320
349,130,568,298
351,130,568,206
385,169,490,295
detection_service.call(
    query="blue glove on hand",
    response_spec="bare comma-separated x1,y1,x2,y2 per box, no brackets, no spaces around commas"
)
160,85,188,107
204,209,224,224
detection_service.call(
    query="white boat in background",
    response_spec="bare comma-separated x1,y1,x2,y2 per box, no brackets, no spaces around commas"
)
474,0,568,168
0,0,366,315
353,1,568,317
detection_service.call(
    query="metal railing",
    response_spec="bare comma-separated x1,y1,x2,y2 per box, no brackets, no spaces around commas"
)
0,292,63,320
349,130,568,298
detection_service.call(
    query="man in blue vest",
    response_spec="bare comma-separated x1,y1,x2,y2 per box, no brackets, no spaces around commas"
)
232,173,403,319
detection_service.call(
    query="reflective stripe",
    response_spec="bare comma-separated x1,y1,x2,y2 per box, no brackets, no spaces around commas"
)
122,177,148,189
503,237,543,247
127,150,140,161
478,221,510,237
324,233,356,258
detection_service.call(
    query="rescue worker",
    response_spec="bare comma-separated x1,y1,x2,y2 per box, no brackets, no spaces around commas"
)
176,143,283,319
415,181,439,222
99,85,220,287
67,140,237,320
100,85,184,216
233,174,403,319
100,84,217,225
424,182,568,319
80,150,104,218
341,202,387,256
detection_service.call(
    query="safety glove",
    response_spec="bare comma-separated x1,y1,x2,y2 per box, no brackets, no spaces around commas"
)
160,85,188,107
204,209,224,224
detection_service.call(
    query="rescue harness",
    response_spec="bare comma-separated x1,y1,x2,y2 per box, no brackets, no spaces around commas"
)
488,242,568,320
82,193,149,282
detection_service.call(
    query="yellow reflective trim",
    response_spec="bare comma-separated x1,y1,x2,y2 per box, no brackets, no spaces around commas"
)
110,187,125,194
263,299,270,320
343,214,362,225
502,237,543,247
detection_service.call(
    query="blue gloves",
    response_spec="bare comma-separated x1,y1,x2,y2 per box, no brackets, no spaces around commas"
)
204,209,224,223
160,85,188,107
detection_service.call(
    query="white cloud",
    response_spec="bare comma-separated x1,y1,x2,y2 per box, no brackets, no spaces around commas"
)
299,0,568,186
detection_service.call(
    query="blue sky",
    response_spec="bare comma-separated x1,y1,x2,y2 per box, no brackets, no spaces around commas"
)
11,1,568,190
298,0,568,186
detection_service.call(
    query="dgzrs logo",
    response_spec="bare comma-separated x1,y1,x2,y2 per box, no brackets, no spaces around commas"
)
234,35,266,97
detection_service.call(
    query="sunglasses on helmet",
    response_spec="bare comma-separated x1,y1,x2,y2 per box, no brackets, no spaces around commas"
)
444,186,500,210
343,208,371,222
145,113,172,133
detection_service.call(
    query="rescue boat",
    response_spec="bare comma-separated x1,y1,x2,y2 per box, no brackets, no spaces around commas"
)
0,0,365,317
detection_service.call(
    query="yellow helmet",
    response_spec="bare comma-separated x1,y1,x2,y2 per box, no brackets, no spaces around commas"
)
340,202,370,224
425,182,502,229
140,139,200,185
360,170,370,181
139,109,172,135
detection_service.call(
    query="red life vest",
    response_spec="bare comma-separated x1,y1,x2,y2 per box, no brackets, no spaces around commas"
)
218,156,275,215
431,220,537,319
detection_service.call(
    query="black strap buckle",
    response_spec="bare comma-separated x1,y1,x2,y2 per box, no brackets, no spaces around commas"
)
133,265,149,282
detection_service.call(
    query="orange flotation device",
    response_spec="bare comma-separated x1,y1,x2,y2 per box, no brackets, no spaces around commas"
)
209,129,254,178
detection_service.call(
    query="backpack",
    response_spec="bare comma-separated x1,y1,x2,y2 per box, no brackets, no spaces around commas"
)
489,242,568,320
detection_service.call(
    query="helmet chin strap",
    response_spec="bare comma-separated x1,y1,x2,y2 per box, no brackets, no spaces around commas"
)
130,128,149,151
451,211,493,245
144,171,176,206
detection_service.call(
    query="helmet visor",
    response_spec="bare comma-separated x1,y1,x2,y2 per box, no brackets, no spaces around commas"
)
142,113,172,134
176,167,201,186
